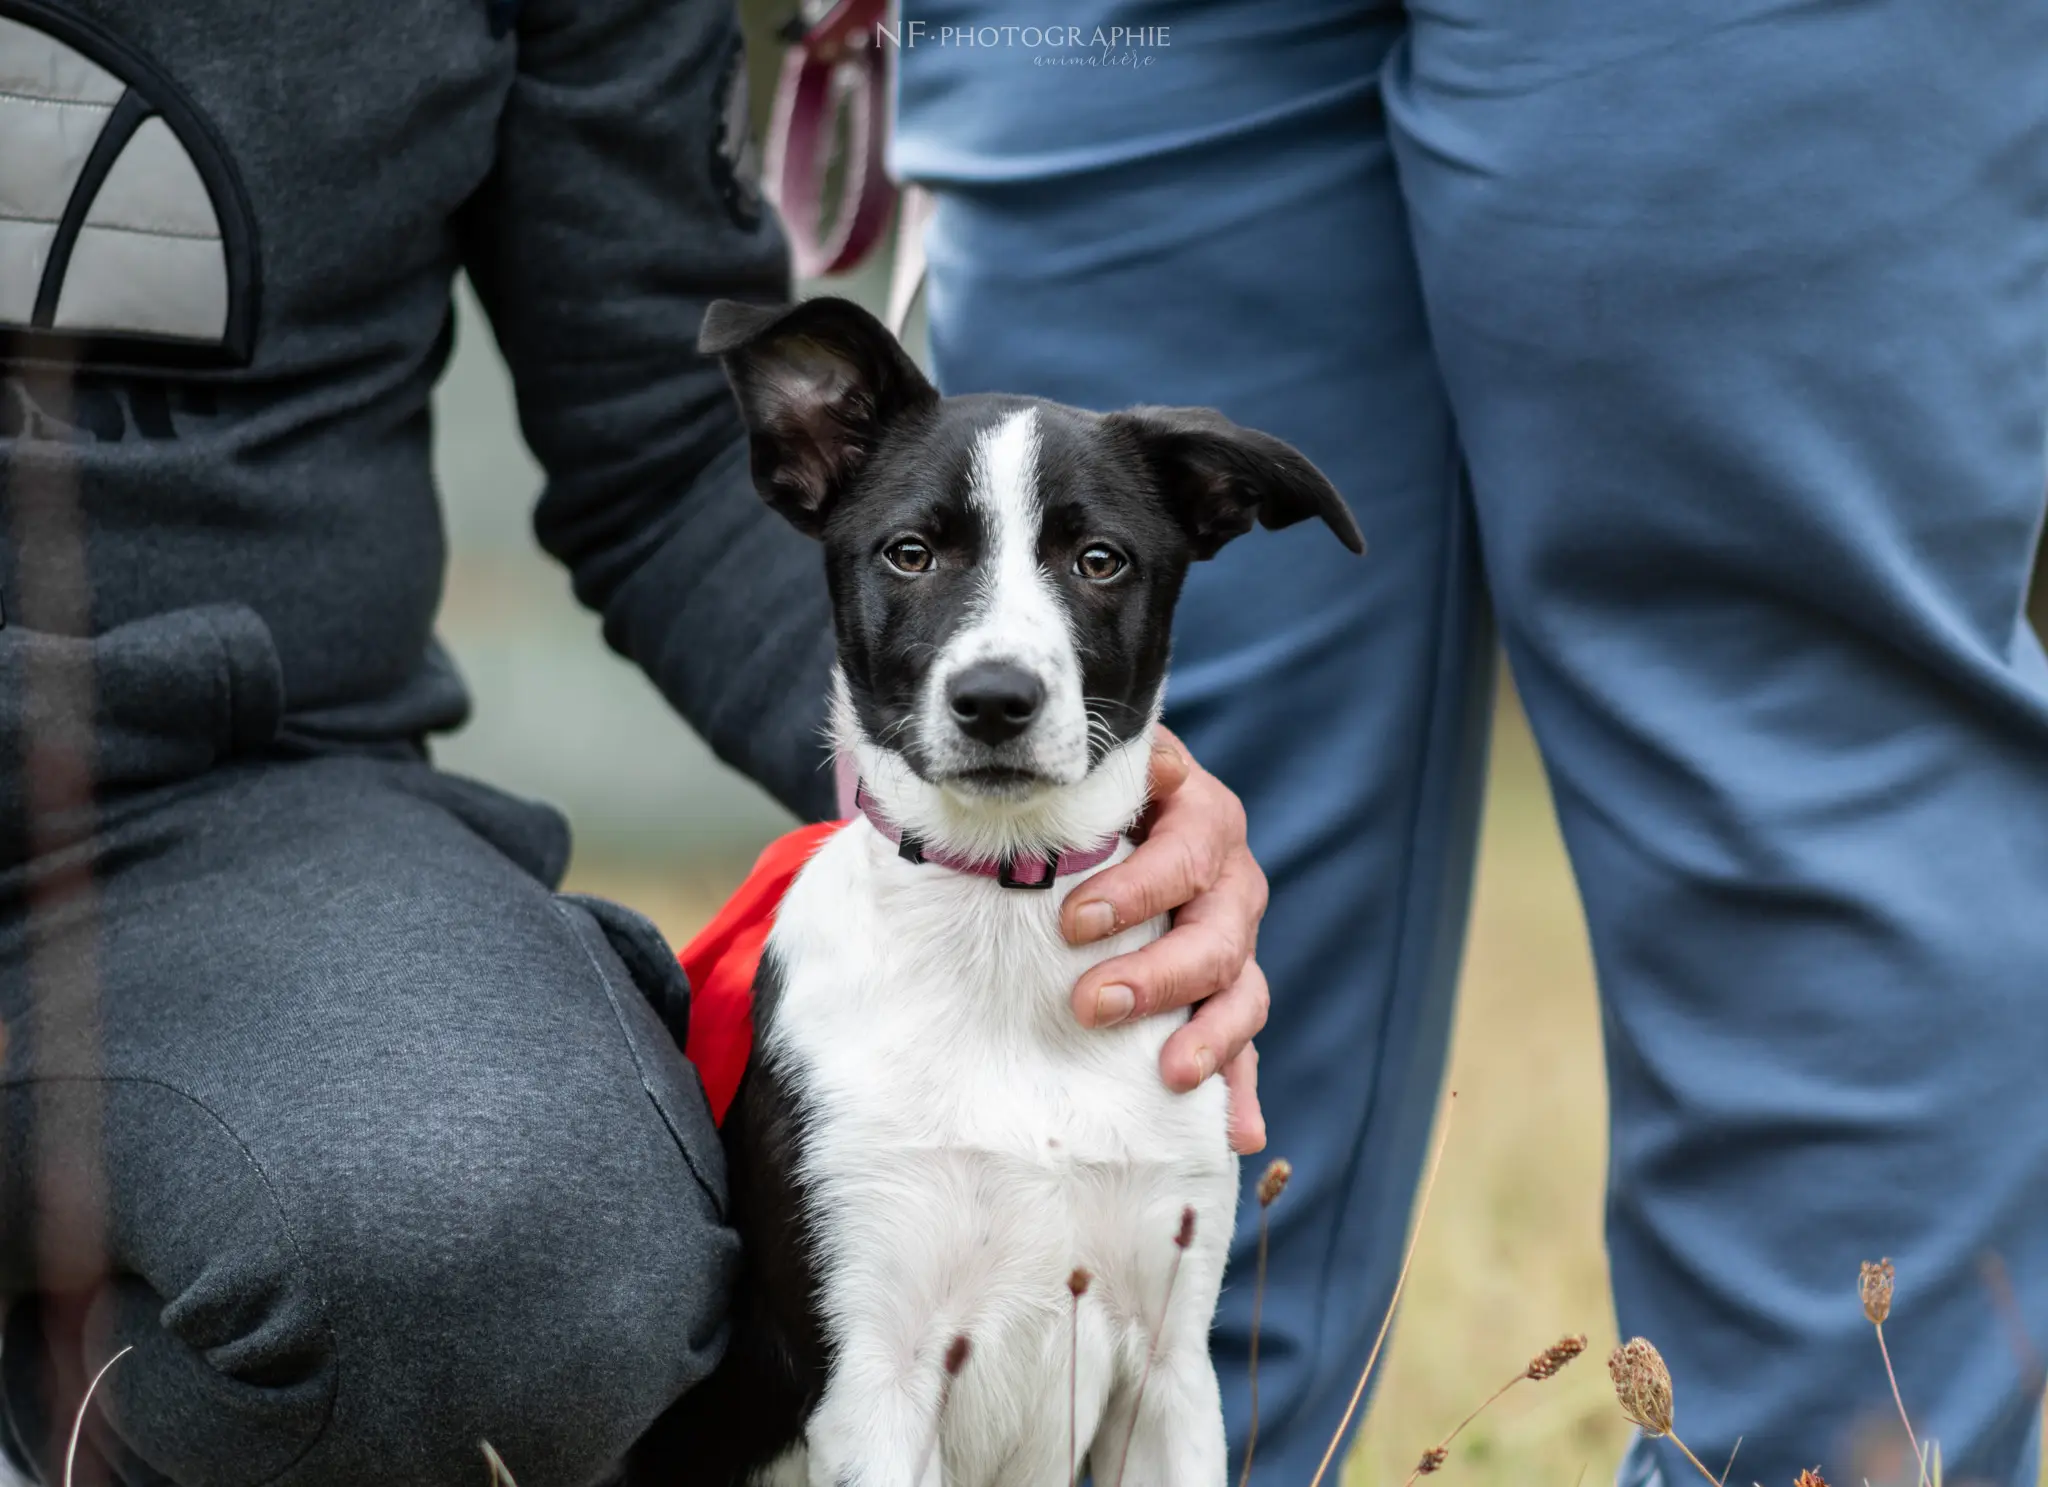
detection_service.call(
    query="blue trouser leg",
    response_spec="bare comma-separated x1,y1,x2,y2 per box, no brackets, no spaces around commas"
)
1389,4,2048,1482
901,2,2048,1484
901,8,1493,1480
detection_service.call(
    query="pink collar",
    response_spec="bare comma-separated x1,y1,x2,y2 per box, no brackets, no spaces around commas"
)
854,782,1121,890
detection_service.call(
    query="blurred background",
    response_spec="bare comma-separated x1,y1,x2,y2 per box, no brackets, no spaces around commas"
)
426,16,2048,1483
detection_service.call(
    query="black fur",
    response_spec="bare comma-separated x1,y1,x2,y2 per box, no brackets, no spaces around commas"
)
659,298,1366,1479
628,950,829,1486
697,296,1361,786
821,391,1201,775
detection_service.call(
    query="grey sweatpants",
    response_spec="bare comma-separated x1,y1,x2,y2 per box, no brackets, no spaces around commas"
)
0,745,734,1486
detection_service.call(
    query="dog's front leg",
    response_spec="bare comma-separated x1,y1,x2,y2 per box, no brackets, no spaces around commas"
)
1096,1343,1228,1487
805,1343,950,1487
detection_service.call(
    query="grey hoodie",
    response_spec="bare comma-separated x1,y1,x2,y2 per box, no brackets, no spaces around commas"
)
0,0,835,849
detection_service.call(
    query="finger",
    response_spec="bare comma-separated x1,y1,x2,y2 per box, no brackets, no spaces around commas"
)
1070,855,1265,1023
1061,774,1244,945
1159,959,1270,1093
1071,921,1242,1028
1145,725,1192,803
1223,1046,1267,1155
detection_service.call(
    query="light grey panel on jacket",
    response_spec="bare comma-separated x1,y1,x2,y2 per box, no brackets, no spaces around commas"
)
85,116,220,239
0,93,112,224
0,14,122,103
0,14,119,253
53,225,228,339
0,217,55,322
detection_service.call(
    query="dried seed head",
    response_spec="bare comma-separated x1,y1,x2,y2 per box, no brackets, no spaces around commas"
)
1860,1258,1894,1325
1175,1206,1197,1249
1415,1446,1448,1475
943,1335,971,1376
1526,1333,1588,1381
1257,1158,1293,1207
1067,1268,1093,1298
1793,1470,1829,1487
1607,1337,1674,1436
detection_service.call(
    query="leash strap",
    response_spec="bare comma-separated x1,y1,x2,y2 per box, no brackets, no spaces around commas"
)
765,0,899,279
884,183,934,338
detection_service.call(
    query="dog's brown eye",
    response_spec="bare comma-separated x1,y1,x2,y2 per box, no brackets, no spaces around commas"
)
1075,544,1127,582
885,539,934,574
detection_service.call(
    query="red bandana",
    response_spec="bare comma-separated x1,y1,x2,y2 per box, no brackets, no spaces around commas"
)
678,819,849,1125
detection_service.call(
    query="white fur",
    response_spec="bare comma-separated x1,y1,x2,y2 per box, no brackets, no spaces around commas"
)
916,408,1094,790
758,693,1238,1487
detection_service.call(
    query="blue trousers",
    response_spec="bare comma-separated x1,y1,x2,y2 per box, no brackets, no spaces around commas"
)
894,5,2048,1483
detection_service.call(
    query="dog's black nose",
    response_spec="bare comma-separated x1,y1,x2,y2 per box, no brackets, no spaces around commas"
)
947,663,1044,745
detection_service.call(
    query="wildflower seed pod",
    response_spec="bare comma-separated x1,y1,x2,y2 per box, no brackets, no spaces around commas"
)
1859,1258,1894,1325
1415,1446,1448,1475
1607,1337,1674,1437
1527,1333,1588,1381
1793,1470,1829,1487
1257,1158,1293,1207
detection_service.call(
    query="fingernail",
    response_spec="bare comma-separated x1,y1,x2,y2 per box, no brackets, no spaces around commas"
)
1193,1044,1216,1082
1093,984,1135,1027
1073,901,1117,942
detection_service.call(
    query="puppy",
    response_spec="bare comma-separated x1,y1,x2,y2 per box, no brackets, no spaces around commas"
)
649,298,1362,1487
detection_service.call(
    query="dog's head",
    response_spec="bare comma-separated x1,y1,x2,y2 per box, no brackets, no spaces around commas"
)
700,296,1364,802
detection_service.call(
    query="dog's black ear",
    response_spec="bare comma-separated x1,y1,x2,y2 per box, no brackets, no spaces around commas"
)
698,296,940,536
1107,406,1365,559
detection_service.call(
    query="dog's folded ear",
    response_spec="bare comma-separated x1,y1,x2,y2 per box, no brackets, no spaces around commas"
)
1106,406,1365,559
699,297,940,536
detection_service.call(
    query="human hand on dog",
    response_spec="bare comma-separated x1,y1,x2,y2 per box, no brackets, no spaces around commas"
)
1061,727,1270,1154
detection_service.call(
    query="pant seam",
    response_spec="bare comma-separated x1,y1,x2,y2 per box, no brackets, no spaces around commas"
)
0,1074,340,1487
549,900,727,1210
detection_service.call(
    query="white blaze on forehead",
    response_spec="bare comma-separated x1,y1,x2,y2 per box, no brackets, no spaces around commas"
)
917,406,1090,781
969,407,1045,601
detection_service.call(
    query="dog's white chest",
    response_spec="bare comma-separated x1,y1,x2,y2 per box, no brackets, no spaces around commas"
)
762,824,1238,1485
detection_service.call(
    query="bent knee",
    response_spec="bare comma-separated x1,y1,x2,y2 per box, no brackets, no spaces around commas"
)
268,1064,738,1485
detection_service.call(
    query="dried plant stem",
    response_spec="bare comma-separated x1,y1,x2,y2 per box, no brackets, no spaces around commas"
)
64,1344,135,1487
1067,1270,1091,1487
1715,1434,1743,1486
1663,1433,1723,1486
911,1335,972,1487
480,1440,520,1486
1873,1322,1929,1487
1403,1374,1520,1485
1235,1198,1276,1487
1069,1289,1081,1487
1405,1335,1586,1483
1307,1091,1459,1487
1110,1209,1197,1487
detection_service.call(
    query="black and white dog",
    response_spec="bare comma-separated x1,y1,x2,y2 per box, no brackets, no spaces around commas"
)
648,298,1362,1487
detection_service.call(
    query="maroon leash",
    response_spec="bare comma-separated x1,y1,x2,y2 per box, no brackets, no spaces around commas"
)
766,0,899,279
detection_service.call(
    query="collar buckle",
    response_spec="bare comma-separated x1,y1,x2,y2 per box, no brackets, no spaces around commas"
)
996,853,1059,891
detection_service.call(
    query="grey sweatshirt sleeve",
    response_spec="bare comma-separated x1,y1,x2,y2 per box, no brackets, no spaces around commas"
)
456,0,838,823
